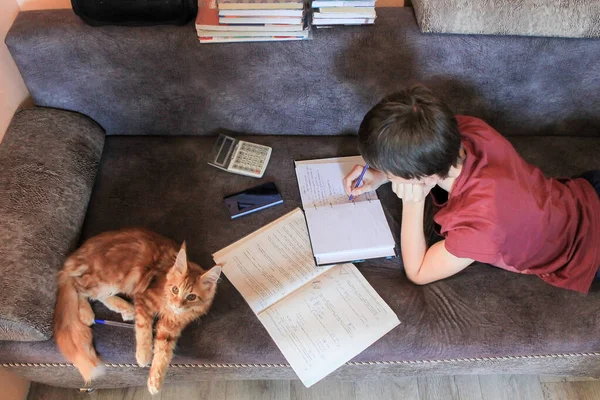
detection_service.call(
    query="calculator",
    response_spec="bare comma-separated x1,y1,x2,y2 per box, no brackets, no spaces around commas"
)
208,134,272,178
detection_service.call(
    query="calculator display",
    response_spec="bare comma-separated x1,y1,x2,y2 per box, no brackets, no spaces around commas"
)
216,136,235,166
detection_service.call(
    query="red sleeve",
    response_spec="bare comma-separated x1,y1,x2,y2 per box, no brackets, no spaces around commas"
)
442,214,502,264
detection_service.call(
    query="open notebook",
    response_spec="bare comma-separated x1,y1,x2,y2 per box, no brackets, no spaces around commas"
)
213,209,400,387
295,156,396,265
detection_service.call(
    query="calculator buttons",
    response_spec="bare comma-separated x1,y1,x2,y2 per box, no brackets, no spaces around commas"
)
209,135,271,178
229,141,271,178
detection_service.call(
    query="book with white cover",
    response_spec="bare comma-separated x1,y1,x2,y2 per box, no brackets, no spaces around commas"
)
295,156,396,265
219,16,303,24
314,6,376,19
219,9,304,16
312,0,375,7
198,29,309,37
312,18,375,25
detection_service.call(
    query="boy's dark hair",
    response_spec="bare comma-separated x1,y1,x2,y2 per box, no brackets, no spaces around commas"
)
358,84,462,180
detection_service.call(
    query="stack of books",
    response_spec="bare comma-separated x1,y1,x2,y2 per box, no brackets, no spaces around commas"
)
311,0,376,27
196,0,310,43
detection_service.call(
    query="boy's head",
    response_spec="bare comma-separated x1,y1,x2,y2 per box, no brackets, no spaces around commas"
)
358,84,462,183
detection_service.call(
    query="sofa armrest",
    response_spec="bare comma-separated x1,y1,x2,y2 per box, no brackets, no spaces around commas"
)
0,108,104,341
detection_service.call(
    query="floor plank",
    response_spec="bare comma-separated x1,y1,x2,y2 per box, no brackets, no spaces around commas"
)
539,375,600,383
478,375,545,400
290,379,355,400
27,384,99,400
156,381,226,400
225,380,290,400
541,381,600,400
418,376,484,400
354,377,418,400
417,376,459,400
95,386,150,400
453,376,484,400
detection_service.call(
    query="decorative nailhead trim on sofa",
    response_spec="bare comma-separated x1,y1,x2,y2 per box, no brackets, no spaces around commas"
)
2,352,599,369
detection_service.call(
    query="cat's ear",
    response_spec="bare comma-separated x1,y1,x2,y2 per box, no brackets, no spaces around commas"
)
173,242,188,275
200,265,222,288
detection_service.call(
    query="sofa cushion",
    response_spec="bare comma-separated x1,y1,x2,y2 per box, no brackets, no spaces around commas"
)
0,134,597,370
413,0,600,38
0,108,105,341
6,9,600,137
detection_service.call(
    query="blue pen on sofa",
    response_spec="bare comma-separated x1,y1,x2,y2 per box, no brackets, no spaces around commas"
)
95,319,134,329
348,164,369,201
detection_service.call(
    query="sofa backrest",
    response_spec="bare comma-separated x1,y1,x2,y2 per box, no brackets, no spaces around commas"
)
6,8,600,137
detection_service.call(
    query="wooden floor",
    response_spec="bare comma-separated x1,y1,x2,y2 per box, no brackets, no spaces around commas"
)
28,375,600,400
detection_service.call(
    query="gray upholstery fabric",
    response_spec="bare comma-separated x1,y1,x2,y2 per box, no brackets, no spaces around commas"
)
6,9,600,137
0,108,105,341
0,134,597,387
413,0,600,38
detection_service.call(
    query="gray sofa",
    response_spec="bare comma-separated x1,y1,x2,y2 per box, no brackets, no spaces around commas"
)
0,7,599,390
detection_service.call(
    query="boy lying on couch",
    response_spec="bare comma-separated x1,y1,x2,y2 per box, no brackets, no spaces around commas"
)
344,84,600,293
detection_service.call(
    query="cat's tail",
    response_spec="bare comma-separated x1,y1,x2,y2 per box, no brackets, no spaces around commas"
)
54,265,104,383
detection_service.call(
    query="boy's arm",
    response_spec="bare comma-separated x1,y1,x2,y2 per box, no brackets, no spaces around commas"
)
397,185,474,285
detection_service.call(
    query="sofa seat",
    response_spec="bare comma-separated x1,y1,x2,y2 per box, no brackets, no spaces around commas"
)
1,134,598,388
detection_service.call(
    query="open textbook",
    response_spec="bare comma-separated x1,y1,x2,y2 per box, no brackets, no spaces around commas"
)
213,208,400,387
295,156,396,265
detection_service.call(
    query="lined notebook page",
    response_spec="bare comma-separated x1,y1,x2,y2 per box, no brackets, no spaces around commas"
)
213,209,330,314
304,201,396,264
295,156,378,208
258,263,400,387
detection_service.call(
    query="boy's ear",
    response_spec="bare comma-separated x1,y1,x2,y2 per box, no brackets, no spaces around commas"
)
173,242,188,274
201,265,222,287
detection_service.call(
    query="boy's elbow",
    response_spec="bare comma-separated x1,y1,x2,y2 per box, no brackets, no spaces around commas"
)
405,271,433,286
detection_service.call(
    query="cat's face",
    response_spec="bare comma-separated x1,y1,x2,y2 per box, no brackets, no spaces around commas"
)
165,244,221,315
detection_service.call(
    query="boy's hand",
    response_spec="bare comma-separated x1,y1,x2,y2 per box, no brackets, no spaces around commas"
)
392,182,434,203
343,165,389,197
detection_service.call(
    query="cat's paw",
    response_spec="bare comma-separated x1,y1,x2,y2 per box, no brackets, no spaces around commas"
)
78,305,95,326
136,347,152,367
147,374,162,395
120,308,135,322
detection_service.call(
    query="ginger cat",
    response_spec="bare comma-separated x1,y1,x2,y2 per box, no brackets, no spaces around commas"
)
53,228,221,394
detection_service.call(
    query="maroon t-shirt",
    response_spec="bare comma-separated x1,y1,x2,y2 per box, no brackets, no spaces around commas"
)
434,116,600,293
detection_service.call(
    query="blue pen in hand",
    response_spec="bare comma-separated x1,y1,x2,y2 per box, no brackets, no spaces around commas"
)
348,164,369,201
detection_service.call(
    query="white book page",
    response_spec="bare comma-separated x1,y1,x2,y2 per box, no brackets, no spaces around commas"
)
304,201,395,260
213,209,331,314
257,263,400,387
295,156,378,208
